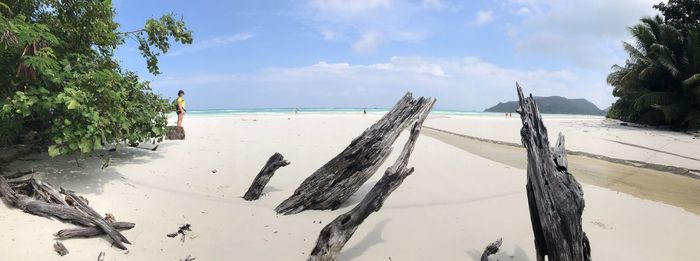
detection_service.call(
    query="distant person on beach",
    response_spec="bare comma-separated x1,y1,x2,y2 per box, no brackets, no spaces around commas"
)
294,108,299,114
176,90,186,127
363,108,367,116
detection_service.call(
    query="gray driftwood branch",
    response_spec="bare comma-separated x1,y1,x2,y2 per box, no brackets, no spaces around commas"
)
276,92,435,215
243,152,290,201
308,97,435,261
516,82,591,261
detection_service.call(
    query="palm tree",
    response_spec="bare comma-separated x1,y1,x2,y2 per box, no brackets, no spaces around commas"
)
607,15,700,129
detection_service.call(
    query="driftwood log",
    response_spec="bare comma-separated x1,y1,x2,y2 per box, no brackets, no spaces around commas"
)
62,188,131,249
0,176,134,250
276,92,435,215
308,98,434,261
243,153,290,201
516,83,591,261
55,222,135,239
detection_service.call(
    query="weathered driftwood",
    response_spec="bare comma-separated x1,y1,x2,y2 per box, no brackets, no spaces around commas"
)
308,98,434,261
516,83,591,261
62,188,131,249
276,92,435,215
55,222,135,239
243,153,290,201
0,176,133,250
53,241,69,256
0,177,94,226
166,126,186,140
480,238,502,261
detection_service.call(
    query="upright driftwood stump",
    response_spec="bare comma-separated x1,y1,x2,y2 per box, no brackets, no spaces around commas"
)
516,83,591,261
276,92,435,215
166,126,185,140
308,98,434,261
243,153,290,201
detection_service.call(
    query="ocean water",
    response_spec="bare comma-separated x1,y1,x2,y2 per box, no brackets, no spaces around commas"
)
183,108,604,119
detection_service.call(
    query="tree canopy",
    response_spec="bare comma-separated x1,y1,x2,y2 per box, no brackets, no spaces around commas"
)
654,0,700,33
607,1,700,130
0,0,192,156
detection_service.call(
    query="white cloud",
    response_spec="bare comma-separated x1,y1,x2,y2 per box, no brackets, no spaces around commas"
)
515,7,531,16
309,0,392,14
475,10,494,25
321,29,336,40
167,32,253,57
352,31,383,54
422,0,446,9
151,56,611,110
504,0,659,69
303,0,439,53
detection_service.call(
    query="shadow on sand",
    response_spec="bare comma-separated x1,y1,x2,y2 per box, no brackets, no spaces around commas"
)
338,218,392,260
466,243,530,261
3,143,171,195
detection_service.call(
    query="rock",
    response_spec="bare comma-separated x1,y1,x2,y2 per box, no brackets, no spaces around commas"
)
166,126,186,140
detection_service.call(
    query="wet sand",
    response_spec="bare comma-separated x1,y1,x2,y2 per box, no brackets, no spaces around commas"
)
422,126,700,216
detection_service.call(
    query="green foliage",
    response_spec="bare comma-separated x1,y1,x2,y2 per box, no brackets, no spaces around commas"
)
608,14,700,129
125,14,193,75
0,115,22,146
654,0,700,33
0,0,192,156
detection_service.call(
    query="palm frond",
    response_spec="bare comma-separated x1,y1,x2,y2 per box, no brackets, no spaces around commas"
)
633,91,676,111
649,43,681,77
629,23,657,53
651,102,688,122
686,29,700,73
0,2,11,16
623,42,645,59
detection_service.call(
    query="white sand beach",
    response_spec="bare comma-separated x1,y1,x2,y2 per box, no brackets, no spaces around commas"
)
2,113,700,260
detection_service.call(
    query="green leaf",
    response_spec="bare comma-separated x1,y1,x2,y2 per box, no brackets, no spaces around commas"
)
48,145,60,157
67,100,80,110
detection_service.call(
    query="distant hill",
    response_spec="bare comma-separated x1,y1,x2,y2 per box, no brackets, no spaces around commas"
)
484,96,605,115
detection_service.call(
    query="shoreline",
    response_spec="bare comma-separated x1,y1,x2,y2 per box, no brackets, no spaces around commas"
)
422,126,700,216
423,126,700,179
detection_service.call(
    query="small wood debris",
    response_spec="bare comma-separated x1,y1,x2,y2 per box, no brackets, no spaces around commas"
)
105,213,115,223
97,251,105,261
54,241,69,256
181,255,196,261
167,224,192,242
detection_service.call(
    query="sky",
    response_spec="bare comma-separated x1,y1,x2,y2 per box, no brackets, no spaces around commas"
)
113,0,662,111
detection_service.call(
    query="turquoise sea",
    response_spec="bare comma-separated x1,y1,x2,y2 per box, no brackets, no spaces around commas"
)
184,108,604,119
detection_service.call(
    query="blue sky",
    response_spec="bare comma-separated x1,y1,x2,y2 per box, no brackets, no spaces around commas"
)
113,0,661,111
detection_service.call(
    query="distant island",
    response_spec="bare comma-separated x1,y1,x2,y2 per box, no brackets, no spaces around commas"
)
484,96,606,115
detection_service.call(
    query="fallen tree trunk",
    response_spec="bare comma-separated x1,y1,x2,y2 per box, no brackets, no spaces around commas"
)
243,153,290,201
516,83,591,261
55,222,135,239
276,92,435,215
308,98,434,261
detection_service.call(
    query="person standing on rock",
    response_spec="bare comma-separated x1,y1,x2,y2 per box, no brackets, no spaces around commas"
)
176,90,187,127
